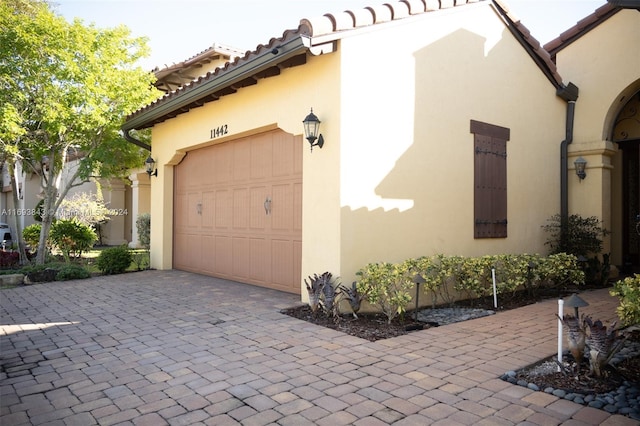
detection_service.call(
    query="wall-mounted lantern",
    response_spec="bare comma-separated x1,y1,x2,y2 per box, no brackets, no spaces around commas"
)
145,155,157,177
302,108,324,152
574,156,587,181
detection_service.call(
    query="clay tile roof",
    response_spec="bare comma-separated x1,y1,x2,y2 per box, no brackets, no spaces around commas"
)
124,0,565,130
489,0,563,86
544,3,620,58
299,0,483,37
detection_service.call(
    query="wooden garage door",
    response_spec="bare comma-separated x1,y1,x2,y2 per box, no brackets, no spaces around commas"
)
174,130,303,294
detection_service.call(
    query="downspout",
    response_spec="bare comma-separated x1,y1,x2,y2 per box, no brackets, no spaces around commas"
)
557,82,579,248
123,128,151,152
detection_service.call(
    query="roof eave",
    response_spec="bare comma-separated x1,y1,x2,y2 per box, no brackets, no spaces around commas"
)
123,36,307,131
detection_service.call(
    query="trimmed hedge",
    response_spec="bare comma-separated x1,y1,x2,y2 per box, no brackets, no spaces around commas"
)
354,253,585,312
95,246,133,275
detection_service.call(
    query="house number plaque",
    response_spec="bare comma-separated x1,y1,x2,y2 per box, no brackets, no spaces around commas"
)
210,125,229,139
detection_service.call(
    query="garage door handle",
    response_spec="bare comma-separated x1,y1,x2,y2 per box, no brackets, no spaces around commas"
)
264,197,272,215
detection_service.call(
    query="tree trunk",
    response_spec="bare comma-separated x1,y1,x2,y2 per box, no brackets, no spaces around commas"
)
7,160,29,265
34,147,81,265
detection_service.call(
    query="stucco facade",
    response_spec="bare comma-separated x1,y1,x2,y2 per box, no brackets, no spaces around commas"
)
124,0,640,298
550,7,640,267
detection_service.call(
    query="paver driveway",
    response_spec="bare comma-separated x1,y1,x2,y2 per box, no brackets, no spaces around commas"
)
0,270,636,425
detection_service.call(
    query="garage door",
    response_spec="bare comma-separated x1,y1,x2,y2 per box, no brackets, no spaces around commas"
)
174,130,303,294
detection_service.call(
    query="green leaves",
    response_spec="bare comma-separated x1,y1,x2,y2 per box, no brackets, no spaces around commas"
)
1,0,160,264
49,219,97,262
356,261,414,324
357,253,585,312
543,214,609,257
611,274,640,327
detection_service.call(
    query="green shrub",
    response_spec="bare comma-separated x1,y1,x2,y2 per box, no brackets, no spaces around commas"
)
610,274,640,327
371,253,585,309
23,223,42,250
356,261,413,324
543,214,609,257
95,246,133,275
456,255,495,300
55,264,91,281
132,251,150,271
536,253,585,290
414,254,463,308
136,213,151,248
50,219,97,262
20,264,59,282
493,254,534,301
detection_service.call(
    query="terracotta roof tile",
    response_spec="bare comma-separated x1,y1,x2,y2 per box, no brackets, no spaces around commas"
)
403,0,427,14
349,8,375,27
365,4,393,23
486,0,563,86
544,3,618,56
387,1,411,18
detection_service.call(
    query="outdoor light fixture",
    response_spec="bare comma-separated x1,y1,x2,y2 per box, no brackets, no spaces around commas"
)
302,108,324,152
145,155,157,177
574,156,587,181
564,293,589,318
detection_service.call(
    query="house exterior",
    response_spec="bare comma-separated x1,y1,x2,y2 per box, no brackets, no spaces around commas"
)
122,0,640,297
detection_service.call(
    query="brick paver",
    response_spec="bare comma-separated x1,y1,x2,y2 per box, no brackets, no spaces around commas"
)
0,270,633,425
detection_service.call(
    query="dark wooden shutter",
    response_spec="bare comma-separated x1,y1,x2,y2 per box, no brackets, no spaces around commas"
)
471,120,509,238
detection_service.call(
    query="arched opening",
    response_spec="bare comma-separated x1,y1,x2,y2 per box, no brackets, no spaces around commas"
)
612,89,640,273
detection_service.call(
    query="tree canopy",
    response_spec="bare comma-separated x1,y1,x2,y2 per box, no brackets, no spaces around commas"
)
0,0,160,263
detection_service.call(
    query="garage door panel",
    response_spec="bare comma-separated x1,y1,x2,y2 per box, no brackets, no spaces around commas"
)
232,237,250,278
234,139,251,182
175,129,301,294
174,193,188,233
249,237,270,281
251,133,272,180
174,233,190,269
271,239,293,287
215,143,233,185
293,240,302,289
176,233,202,271
293,135,303,175
250,186,268,230
215,236,233,276
233,188,249,229
215,189,231,229
202,191,215,229
273,132,294,177
271,184,293,231
201,235,215,273
294,183,302,232
188,192,201,228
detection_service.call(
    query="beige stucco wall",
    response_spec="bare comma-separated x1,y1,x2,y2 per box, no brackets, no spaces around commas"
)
554,9,640,265
148,52,341,274
336,3,566,281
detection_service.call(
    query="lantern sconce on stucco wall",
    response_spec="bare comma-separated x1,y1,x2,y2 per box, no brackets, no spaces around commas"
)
302,108,324,152
574,156,587,181
145,155,158,177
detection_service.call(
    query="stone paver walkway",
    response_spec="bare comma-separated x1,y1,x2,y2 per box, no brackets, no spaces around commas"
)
1,270,636,425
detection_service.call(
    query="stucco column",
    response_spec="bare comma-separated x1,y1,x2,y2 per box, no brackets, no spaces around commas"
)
568,140,617,258
101,179,128,246
127,171,151,248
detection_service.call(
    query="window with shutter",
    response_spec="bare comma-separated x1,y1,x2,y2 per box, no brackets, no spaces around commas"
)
470,120,510,238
